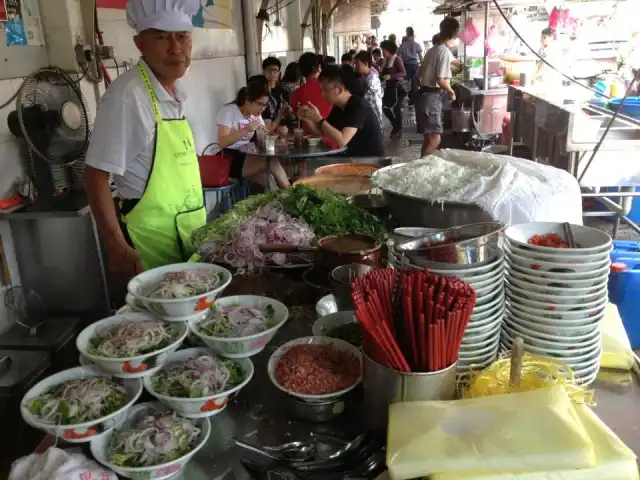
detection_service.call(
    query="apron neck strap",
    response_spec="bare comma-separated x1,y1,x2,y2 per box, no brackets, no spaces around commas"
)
137,62,162,122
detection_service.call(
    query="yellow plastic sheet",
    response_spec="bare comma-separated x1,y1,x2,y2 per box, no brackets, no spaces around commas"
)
386,386,595,480
600,303,634,371
429,403,638,480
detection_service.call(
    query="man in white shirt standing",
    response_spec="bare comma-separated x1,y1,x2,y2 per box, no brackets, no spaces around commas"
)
416,17,459,157
84,0,204,278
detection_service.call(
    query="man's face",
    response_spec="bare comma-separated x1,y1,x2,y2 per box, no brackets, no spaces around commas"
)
135,29,192,80
541,34,552,48
320,79,342,105
264,64,280,84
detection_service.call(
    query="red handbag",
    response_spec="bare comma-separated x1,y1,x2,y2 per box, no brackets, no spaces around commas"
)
199,142,232,188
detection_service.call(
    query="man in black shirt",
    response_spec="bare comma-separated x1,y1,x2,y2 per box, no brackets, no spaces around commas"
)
297,65,385,157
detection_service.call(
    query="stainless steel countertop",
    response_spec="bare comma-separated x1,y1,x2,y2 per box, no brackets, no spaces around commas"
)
452,78,509,97
33,272,640,478
182,273,640,477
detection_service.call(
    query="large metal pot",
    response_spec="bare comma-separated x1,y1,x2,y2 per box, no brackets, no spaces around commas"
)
381,189,493,228
451,108,472,132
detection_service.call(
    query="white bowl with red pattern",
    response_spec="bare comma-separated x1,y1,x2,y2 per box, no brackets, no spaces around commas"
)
506,248,610,274
506,289,606,312
506,259,611,281
20,367,142,443
90,402,211,480
268,336,362,404
504,222,612,256
127,262,232,321
506,284,608,309
507,275,608,297
507,243,610,264
76,313,189,376
506,298,607,321
142,348,254,418
188,295,289,359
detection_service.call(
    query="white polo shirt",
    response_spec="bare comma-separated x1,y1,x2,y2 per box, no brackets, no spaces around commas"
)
85,60,189,199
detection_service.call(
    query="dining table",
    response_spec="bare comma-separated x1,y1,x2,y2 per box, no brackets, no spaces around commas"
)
231,140,347,190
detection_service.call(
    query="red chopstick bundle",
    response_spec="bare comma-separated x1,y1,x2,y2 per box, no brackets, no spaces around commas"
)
352,267,477,373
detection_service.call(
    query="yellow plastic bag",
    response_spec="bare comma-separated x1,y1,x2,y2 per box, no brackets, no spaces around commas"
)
429,403,638,480
600,303,634,371
387,386,595,480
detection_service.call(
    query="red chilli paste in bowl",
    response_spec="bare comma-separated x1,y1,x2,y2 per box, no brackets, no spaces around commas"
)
275,344,360,395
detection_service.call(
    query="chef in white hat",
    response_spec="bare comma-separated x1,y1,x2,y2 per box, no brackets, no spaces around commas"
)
85,0,205,278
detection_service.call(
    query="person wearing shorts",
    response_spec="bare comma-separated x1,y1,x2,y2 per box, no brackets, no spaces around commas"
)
416,18,459,156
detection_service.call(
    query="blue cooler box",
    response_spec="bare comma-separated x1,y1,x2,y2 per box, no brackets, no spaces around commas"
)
608,240,640,348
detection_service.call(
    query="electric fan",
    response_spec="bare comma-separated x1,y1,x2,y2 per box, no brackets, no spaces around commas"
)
7,67,91,199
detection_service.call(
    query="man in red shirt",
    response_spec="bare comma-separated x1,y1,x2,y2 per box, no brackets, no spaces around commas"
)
291,52,332,136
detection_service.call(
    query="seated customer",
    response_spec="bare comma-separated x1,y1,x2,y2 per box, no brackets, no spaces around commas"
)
248,74,291,135
216,81,290,190
261,57,293,133
323,55,337,67
341,52,354,68
291,52,332,136
297,65,384,157
281,61,302,95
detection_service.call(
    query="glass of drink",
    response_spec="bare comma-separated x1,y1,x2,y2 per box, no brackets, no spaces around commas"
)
293,128,304,147
265,134,278,152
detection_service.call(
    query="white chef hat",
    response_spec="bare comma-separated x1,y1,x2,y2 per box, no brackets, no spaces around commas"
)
126,0,201,34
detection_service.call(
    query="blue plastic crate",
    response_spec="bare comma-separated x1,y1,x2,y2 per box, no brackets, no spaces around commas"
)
609,97,640,118
608,240,640,348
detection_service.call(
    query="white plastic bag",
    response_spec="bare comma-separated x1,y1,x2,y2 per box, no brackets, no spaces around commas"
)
372,149,583,226
10,447,117,480
432,149,583,226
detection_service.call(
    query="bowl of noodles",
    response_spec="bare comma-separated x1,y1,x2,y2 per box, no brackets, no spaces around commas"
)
90,401,210,479
20,367,142,443
127,263,232,320
188,295,289,358
77,313,189,376
142,348,254,418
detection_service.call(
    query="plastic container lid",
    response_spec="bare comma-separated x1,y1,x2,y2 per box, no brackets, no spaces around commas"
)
611,262,628,272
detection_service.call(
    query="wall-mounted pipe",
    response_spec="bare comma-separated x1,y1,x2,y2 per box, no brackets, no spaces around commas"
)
241,0,261,77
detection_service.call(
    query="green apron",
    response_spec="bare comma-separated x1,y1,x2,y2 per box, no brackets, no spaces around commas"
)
121,63,206,270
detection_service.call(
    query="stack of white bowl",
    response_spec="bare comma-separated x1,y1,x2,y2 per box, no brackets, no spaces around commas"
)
428,254,506,373
388,230,506,374
503,222,612,386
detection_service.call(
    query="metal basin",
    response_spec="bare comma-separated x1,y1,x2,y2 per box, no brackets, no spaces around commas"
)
381,190,494,229
395,222,504,267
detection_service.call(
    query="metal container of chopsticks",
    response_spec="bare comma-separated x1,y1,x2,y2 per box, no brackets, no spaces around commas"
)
395,222,505,268
330,263,375,311
362,353,457,438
